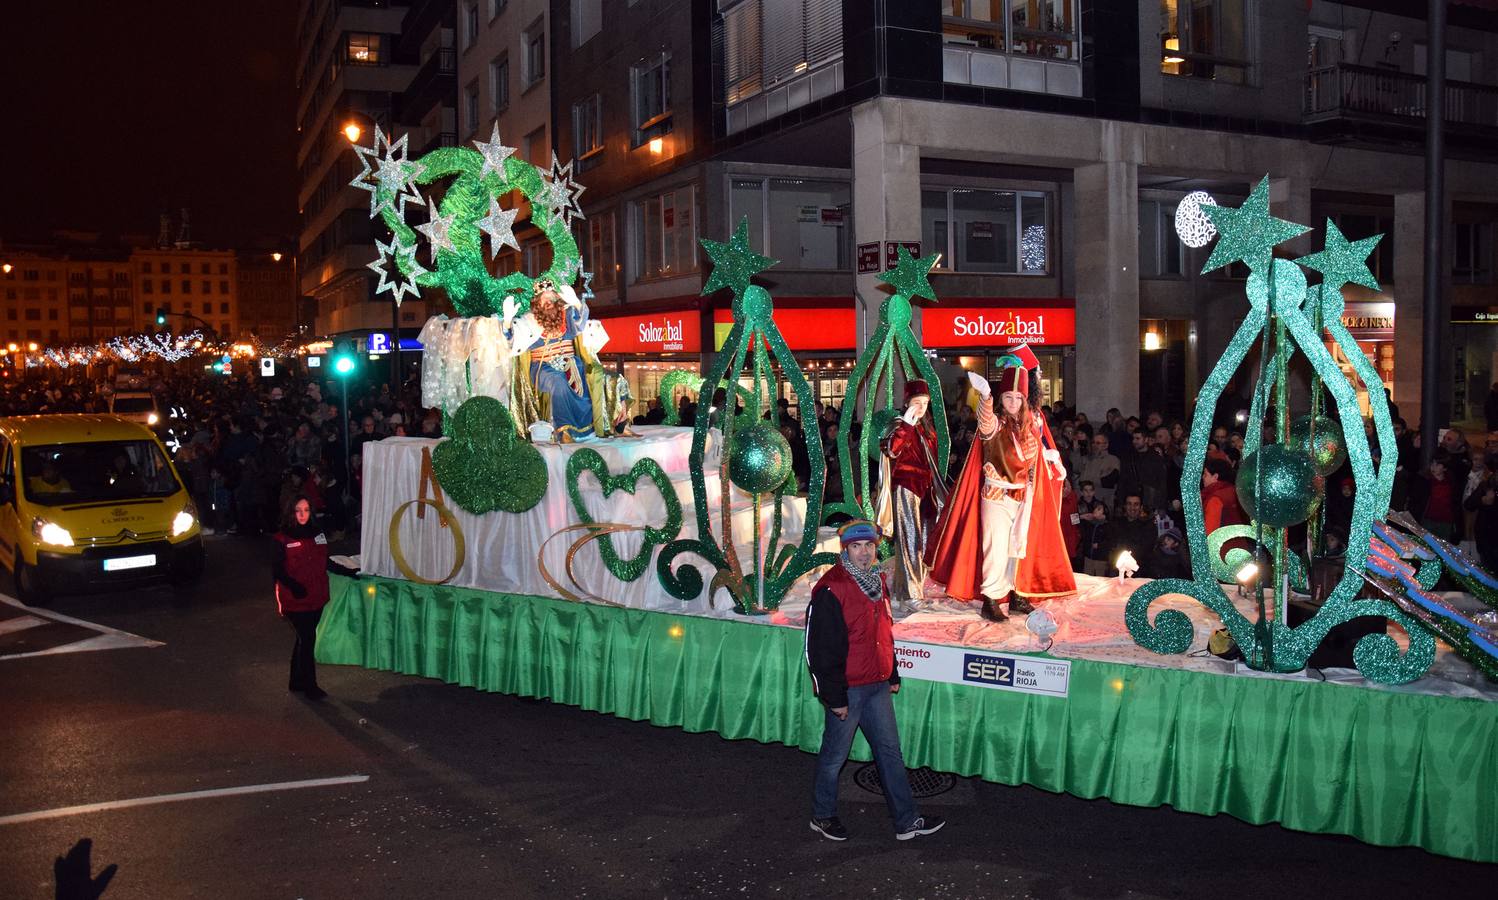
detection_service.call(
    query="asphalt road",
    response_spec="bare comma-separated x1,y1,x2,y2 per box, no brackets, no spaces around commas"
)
0,534,1490,899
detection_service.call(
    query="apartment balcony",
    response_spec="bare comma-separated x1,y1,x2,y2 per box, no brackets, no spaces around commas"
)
1304,63,1498,156
417,130,458,157
403,46,457,121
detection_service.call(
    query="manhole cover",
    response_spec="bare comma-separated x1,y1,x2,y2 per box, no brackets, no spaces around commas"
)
853,764,956,798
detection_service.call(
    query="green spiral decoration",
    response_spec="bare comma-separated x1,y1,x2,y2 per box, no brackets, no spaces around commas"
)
656,218,837,612
1125,179,1434,685
565,449,683,582
825,245,951,523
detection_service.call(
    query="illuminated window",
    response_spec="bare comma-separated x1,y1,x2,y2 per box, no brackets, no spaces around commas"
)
922,186,1050,275
728,177,851,270
630,52,671,146
347,33,384,65
1159,0,1250,84
634,186,697,281
941,1,1079,61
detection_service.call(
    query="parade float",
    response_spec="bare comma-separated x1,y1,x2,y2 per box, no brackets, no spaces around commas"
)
315,128,1498,862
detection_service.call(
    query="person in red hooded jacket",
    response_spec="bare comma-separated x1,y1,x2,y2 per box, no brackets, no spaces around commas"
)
272,495,331,699
1201,458,1246,535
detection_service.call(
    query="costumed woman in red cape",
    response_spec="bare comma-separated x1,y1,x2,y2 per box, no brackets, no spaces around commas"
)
924,355,1077,621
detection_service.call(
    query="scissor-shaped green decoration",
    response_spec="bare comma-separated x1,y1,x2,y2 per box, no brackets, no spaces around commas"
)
656,219,838,613
825,246,951,524
1125,177,1435,684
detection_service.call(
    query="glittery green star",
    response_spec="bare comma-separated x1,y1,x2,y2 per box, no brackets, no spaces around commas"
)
700,217,777,296
879,245,940,302
1295,219,1381,294
1201,177,1310,276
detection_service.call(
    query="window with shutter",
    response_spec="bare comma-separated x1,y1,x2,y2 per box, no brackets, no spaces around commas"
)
719,0,842,106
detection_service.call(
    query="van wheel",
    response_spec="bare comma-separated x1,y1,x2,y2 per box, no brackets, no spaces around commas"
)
14,558,51,607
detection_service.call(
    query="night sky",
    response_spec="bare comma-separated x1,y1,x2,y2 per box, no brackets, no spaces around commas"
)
2,2,299,249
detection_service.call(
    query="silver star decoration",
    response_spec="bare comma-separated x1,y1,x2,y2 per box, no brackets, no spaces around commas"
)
415,196,458,262
473,123,517,182
477,197,521,259
540,152,586,228
368,236,427,305
371,131,425,219
580,271,595,302
348,127,384,212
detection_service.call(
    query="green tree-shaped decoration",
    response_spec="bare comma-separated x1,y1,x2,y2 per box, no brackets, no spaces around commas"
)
825,245,950,523
1125,176,1435,685
656,219,838,613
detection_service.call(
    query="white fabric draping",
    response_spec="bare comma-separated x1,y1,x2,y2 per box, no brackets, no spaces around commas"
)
361,426,835,615
417,315,514,413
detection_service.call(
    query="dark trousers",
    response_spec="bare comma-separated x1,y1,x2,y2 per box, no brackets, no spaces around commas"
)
286,609,323,691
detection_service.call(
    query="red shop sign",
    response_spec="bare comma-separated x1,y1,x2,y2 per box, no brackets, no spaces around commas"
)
922,305,1076,347
712,304,856,352
594,309,702,353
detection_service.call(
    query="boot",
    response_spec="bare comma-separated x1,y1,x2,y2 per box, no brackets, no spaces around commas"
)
979,597,1009,622
1007,593,1036,615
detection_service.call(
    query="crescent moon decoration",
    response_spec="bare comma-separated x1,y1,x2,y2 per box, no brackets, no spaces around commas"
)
1174,190,1218,249
388,498,467,585
350,123,588,317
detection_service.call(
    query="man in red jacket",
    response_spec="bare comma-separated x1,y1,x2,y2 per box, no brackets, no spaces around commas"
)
804,520,945,842
1201,458,1246,534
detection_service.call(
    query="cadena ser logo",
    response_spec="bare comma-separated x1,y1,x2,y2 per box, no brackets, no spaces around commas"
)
962,653,1015,687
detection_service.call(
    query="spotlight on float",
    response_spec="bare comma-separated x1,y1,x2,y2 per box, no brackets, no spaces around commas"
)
1025,608,1059,650
1235,558,1261,598
1115,550,1140,584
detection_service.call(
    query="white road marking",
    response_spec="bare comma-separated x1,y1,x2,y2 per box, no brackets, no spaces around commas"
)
0,775,371,826
0,615,47,636
0,593,162,659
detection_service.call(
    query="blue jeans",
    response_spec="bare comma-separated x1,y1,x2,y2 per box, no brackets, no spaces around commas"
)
812,682,918,831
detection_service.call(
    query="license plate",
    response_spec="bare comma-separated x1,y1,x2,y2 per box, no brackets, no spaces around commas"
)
103,554,156,572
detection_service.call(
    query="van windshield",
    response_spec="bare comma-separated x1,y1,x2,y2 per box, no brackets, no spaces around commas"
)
22,440,181,506
112,396,156,413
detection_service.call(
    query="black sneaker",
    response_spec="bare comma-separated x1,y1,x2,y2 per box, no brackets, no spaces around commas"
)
895,815,946,841
809,817,848,841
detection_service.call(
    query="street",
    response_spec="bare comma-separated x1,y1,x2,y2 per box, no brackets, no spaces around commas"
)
0,533,1490,899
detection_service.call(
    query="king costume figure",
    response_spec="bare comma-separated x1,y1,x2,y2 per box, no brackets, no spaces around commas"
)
508,278,617,442
804,519,946,843
925,360,1076,621
877,379,943,612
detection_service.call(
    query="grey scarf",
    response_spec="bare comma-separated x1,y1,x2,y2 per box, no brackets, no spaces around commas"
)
840,550,884,601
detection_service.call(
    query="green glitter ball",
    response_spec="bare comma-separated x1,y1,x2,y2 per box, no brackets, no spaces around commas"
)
739,285,773,322
1290,414,1347,477
729,422,793,494
1237,444,1325,528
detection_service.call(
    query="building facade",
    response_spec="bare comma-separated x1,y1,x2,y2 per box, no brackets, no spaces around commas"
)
297,0,430,338
129,248,239,339
236,252,300,342
532,0,1498,430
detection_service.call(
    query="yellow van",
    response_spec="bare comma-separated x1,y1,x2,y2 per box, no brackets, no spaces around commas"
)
0,414,204,605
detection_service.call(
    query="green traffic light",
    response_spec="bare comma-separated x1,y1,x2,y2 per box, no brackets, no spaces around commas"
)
334,355,355,376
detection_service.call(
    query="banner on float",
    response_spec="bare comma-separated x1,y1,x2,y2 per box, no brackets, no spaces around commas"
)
894,641,1071,698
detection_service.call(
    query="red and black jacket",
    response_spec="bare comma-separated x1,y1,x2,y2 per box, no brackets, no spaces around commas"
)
271,525,331,614
804,564,899,709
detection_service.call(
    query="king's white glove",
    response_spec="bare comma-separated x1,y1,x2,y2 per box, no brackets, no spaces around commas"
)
580,320,609,357
509,315,542,356
501,296,519,327
558,283,583,310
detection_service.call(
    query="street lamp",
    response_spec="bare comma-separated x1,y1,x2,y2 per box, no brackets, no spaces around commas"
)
343,122,363,144
1,264,11,274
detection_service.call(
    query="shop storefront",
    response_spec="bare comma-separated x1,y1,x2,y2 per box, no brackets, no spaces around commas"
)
593,306,704,416
918,299,1076,408
1453,302,1498,428
1326,300,1395,417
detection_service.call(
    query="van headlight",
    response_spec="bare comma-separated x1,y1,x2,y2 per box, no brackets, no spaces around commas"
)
148,411,160,425
172,506,196,537
32,518,74,548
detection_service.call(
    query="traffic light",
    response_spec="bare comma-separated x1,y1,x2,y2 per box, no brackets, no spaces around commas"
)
331,339,357,377
155,307,168,327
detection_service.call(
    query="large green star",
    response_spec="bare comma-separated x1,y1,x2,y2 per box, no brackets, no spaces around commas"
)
1295,218,1381,294
700,217,777,296
1201,177,1310,276
879,244,940,302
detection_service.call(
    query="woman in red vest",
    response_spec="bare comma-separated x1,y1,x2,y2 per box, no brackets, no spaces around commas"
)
272,495,331,699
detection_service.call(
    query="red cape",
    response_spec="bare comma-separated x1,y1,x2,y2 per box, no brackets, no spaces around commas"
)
924,437,989,602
